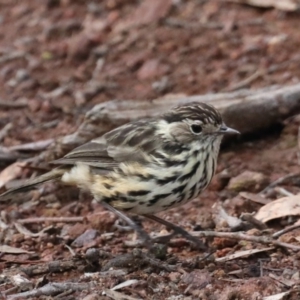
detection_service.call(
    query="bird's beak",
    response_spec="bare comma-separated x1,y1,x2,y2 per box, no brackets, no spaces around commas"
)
219,125,240,135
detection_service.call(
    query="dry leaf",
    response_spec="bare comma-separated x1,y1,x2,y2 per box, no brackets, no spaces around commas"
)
0,161,27,188
263,291,292,300
104,289,140,300
216,247,274,262
0,245,33,254
111,279,138,291
255,194,300,222
229,0,299,11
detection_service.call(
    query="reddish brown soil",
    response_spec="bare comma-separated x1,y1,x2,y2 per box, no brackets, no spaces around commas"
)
0,1,300,299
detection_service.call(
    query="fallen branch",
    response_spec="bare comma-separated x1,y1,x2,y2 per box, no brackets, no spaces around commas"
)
7,139,54,152
39,84,300,160
191,231,300,251
102,249,176,272
7,282,93,300
21,258,83,276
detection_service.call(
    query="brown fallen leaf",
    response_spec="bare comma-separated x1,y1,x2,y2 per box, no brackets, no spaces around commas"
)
255,194,300,223
0,161,27,189
228,0,299,11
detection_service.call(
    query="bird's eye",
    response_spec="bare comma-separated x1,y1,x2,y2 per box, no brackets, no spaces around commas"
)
190,124,202,134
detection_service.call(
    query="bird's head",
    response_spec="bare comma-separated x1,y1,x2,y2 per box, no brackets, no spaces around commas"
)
159,102,239,145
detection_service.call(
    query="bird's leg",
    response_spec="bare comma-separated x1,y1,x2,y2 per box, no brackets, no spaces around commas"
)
144,214,207,250
100,201,152,247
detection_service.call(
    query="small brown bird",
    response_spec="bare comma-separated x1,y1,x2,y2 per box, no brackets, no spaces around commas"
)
0,102,239,248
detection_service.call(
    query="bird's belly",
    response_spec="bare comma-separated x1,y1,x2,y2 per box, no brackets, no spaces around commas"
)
91,154,216,215
108,181,185,215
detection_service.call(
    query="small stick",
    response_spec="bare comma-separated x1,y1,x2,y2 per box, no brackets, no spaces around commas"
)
298,126,300,165
191,231,300,251
0,99,28,109
7,282,93,299
260,172,300,194
272,223,300,239
0,123,13,142
240,213,268,230
7,139,54,152
226,69,264,92
18,217,84,224
132,248,176,272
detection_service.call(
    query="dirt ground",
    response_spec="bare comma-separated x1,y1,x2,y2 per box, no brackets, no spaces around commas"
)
0,0,300,299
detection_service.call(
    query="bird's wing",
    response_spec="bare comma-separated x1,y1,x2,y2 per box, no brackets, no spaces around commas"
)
53,120,162,173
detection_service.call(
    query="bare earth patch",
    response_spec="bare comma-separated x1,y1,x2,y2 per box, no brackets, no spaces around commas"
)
0,1,300,299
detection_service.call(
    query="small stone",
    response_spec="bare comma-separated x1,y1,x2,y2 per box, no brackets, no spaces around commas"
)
181,270,212,290
152,76,172,93
87,210,117,232
71,229,99,248
137,59,169,80
168,272,181,283
228,171,268,193
67,33,98,61
66,223,89,240
28,99,41,112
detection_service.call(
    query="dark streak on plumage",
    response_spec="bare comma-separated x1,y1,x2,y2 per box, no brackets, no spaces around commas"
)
102,196,112,203
202,153,209,185
103,183,112,189
162,200,177,208
156,174,178,185
189,183,197,199
147,193,172,206
163,102,222,126
162,143,186,155
178,161,201,183
172,184,186,195
128,190,150,197
164,159,186,168
127,128,155,147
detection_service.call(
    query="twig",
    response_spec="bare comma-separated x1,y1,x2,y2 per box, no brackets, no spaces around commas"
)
191,231,300,251
0,99,28,109
132,249,176,272
18,217,85,224
274,187,294,197
268,273,295,288
226,69,264,92
298,126,300,165
102,249,176,272
164,17,223,30
215,247,274,262
260,172,300,194
7,282,93,299
0,149,25,163
0,51,25,65
0,123,13,142
239,192,271,205
7,139,54,152
21,258,82,276
240,213,268,230
272,223,300,239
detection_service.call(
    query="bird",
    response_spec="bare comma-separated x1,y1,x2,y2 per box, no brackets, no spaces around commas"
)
0,102,239,249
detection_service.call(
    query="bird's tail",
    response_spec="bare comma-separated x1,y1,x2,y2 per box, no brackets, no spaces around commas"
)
0,168,65,201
